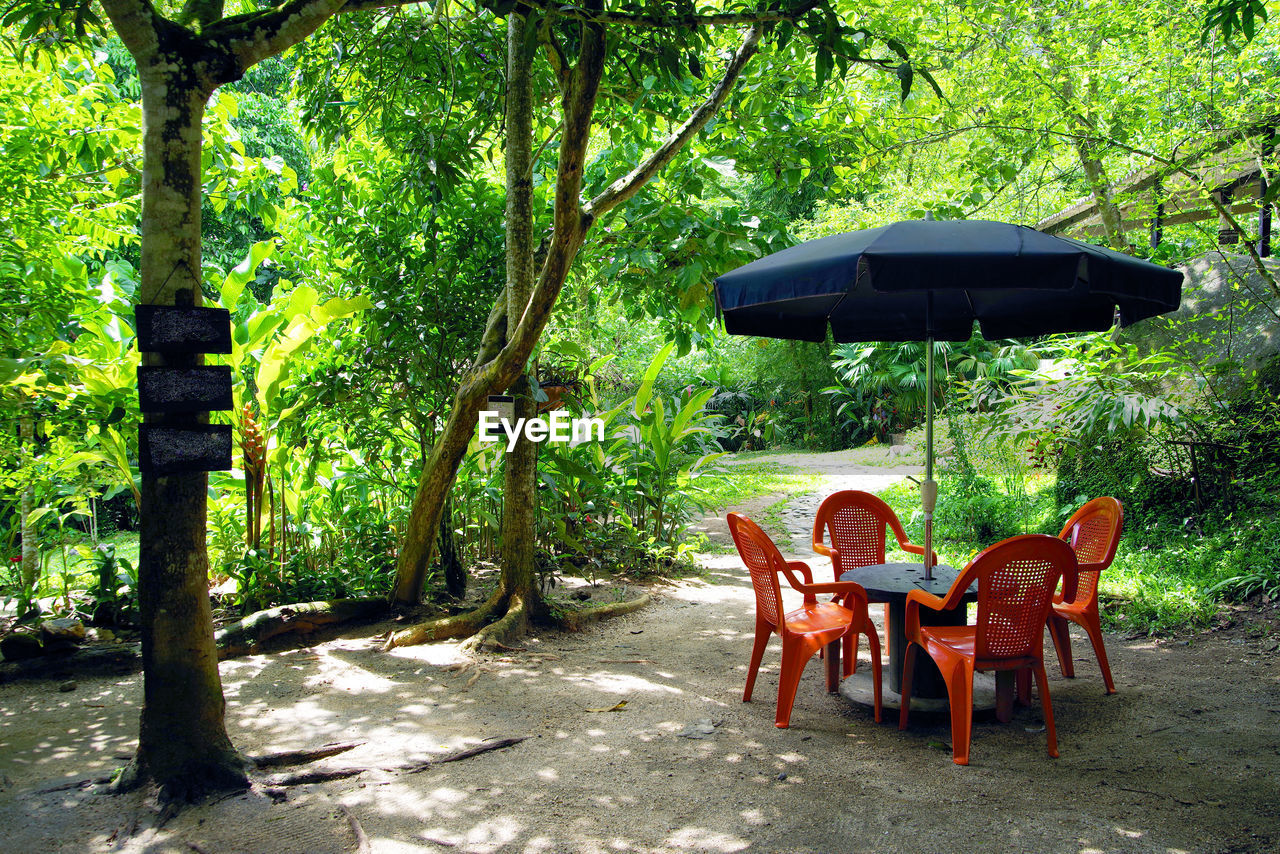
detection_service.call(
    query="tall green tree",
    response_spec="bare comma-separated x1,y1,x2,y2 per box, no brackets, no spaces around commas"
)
376,2,921,650
7,0,411,801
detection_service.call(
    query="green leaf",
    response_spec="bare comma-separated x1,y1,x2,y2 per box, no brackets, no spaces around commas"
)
814,48,832,90
896,63,914,100
221,240,275,310
312,294,374,324
634,341,674,418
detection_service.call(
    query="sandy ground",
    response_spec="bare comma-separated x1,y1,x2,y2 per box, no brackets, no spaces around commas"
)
2,455,1279,853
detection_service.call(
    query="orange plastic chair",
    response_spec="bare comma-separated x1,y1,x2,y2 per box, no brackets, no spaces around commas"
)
1048,496,1123,694
898,534,1078,765
728,512,882,728
811,490,935,670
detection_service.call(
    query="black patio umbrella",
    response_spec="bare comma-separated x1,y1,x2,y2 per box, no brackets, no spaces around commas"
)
713,218,1183,577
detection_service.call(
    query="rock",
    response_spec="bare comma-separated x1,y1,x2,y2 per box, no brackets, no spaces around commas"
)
571,588,592,601
40,617,87,653
58,680,77,693
677,719,717,739
1,631,43,661
41,617,86,642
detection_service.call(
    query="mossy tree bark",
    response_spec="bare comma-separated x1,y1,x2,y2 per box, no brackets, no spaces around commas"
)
99,0,353,801
483,13,547,647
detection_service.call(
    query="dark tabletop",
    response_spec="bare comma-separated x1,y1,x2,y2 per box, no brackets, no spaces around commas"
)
838,562,976,604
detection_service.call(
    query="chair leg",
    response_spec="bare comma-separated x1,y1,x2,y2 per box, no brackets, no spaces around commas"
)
844,631,858,674
743,619,772,703
1033,660,1058,758
864,620,883,723
1048,612,1074,678
824,636,841,693
943,656,975,766
1015,667,1032,706
898,642,917,731
774,636,817,728
995,671,1015,724
1080,614,1117,694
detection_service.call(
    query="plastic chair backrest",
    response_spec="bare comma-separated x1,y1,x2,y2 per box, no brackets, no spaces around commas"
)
728,513,785,627
815,491,902,573
1058,497,1123,604
959,535,1078,661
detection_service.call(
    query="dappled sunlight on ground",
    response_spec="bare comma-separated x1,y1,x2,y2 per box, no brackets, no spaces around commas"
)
3,455,1280,851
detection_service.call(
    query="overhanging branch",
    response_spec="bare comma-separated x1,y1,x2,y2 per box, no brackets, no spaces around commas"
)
206,0,353,71
519,0,820,29
586,22,762,218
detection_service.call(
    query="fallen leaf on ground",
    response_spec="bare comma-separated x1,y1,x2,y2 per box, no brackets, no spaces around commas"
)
586,700,628,713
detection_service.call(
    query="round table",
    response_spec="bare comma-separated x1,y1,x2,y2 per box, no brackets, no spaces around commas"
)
838,562,976,699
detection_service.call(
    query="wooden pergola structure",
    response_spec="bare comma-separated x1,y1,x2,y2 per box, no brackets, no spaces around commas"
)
1037,119,1276,256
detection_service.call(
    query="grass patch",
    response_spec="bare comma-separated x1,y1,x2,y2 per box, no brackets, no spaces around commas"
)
26,531,140,596
700,458,823,511
876,472,1240,636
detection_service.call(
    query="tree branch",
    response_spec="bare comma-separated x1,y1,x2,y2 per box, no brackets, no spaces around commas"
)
586,23,762,218
205,0,352,72
178,0,225,29
98,0,162,64
498,7,606,372
519,0,820,29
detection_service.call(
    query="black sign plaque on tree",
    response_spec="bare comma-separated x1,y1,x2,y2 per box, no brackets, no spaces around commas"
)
135,299,234,474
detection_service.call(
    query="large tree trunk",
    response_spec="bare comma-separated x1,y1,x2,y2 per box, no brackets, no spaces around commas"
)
99,0,349,801
115,56,248,800
494,11,545,624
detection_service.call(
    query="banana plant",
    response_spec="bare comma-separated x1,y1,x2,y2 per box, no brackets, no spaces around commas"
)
216,240,372,555
623,344,724,543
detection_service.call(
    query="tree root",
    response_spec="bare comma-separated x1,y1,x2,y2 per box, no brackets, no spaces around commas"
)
251,741,363,769
557,591,651,632
382,592,503,650
264,768,363,786
396,737,526,774
383,586,652,651
340,804,373,854
216,599,386,659
460,594,531,654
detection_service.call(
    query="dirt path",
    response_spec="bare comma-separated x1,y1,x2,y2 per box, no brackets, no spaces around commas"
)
2,453,1279,852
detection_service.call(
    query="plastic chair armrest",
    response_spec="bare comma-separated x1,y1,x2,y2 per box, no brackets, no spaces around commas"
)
812,541,836,558
899,541,940,564
903,588,948,642
785,560,814,583
792,578,870,619
1060,557,1079,604
1054,559,1094,605
780,560,818,603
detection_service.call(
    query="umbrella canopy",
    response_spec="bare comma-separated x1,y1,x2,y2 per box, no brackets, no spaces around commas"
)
714,219,1183,343
714,218,1184,578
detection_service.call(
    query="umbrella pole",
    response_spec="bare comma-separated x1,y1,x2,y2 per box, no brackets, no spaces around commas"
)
923,335,936,581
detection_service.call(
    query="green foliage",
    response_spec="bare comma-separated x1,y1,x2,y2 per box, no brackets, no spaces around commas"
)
828,335,1036,445
1203,0,1270,44
84,540,137,625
